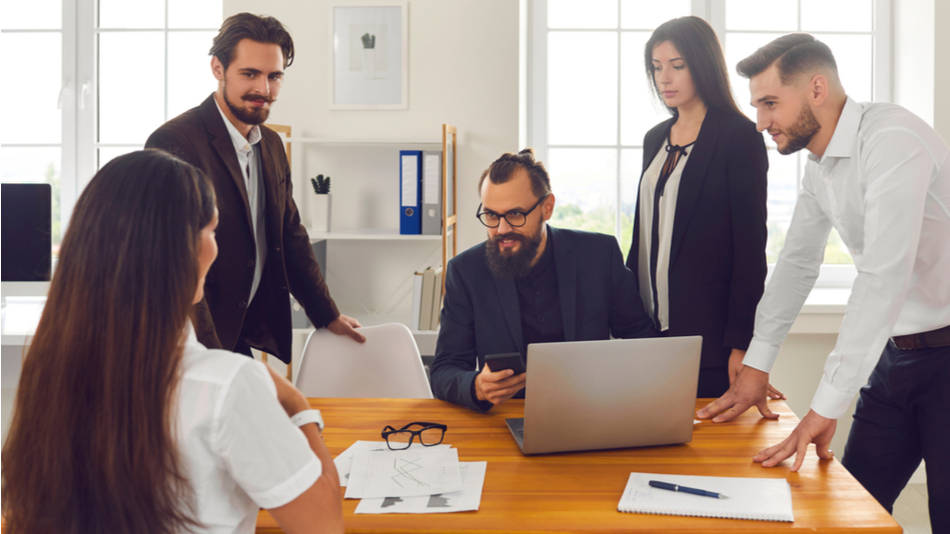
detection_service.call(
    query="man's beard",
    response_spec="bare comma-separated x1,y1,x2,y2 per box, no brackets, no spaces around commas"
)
485,227,543,279
223,80,273,125
777,104,820,155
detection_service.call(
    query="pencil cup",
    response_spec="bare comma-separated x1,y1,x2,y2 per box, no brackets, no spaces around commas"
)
310,193,331,233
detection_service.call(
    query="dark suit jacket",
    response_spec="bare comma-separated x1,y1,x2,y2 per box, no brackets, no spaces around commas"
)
145,94,339,363
431,226,656,411
626,106,768,396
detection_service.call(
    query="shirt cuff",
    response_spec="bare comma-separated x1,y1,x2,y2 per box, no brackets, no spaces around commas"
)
250,456,322,509
810,375,855,419
741,338,781,373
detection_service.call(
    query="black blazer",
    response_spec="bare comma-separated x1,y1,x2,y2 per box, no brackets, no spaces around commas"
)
626,107,768,396
431,226,656,411
146,94,339,363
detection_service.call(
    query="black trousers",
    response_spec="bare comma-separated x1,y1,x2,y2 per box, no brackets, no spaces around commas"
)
842,341,949,532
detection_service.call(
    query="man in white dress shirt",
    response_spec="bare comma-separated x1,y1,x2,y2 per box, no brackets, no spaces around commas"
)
696,34,949,531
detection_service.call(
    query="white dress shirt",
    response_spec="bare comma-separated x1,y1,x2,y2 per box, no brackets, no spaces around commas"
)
637,140,691,332
215,99,268,303
177,326,321,533
743,98,950,419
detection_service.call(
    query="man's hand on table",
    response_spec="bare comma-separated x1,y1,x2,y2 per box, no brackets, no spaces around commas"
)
696,364,779,422
754,410,836,471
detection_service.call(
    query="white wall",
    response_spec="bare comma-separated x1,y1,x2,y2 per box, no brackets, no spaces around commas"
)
935,0,950,142
893,0,934,125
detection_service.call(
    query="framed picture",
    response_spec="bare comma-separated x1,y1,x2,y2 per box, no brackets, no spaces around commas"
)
330,1,408,109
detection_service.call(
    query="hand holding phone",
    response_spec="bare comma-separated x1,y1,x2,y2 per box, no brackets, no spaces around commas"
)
476,352,527,405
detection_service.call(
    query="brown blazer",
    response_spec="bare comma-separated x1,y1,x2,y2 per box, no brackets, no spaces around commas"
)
145,94,339,363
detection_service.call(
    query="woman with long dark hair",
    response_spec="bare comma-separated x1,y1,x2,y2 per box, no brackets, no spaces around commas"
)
2,150,342,533
627,16,783,401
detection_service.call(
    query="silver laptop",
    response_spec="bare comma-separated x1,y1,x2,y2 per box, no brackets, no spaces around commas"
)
505,336,701,455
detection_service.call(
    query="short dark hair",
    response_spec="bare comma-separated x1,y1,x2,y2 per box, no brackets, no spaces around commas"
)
645,16,740,116
210,13,295,70
478,148,552,199
736,33,837,83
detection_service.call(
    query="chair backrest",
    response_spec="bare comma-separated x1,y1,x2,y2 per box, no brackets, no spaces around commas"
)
295,323,433,398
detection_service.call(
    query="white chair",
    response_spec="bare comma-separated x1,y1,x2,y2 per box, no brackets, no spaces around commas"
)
295,322,433,398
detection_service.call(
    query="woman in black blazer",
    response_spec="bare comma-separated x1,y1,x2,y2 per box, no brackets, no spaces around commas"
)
627,16,782,398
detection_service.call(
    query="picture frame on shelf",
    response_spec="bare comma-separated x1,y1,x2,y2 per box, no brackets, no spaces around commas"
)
329,1,408,110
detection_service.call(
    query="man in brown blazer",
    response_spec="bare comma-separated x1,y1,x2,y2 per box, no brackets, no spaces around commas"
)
146,13,363,362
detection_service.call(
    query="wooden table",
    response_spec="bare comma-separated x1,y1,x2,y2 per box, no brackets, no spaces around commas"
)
256,398,900,533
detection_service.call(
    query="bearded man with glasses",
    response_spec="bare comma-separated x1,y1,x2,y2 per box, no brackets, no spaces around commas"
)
430,149,656,412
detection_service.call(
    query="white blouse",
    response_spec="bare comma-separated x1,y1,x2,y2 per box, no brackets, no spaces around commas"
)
637,140,691,332
176,327,321,533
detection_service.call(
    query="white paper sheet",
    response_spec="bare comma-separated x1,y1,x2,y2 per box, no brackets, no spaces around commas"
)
355,461,487,514
334,441,452,487
345,446,462,499
334,441,388,487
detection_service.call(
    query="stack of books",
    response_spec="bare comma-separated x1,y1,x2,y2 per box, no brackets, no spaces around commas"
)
410,267,443,331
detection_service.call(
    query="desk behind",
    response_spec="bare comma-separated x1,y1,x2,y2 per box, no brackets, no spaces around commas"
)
256,398,899,533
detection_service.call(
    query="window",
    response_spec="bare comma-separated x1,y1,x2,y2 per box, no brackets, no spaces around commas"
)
0,0,221,249
1,0,65,243
95,0,221,167
529,0,890,285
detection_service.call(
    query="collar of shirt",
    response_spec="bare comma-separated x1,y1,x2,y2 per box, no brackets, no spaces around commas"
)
810,96,861,166
213,97,262,156
183,321,205,351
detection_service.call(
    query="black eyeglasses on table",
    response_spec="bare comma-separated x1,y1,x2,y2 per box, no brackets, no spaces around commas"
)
381,421,447,450
476,194,548,228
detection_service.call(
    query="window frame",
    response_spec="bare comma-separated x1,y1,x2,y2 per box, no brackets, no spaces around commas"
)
1,0,220,247
527,0,893,287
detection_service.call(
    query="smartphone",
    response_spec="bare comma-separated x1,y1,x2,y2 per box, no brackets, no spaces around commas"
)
485,352,526,375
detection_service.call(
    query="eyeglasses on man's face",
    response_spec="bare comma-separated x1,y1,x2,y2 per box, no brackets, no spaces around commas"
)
381,421,447,450
476,194,548,228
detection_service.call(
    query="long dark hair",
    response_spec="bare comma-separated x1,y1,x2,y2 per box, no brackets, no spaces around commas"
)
2,149,217,533
645,16,741,116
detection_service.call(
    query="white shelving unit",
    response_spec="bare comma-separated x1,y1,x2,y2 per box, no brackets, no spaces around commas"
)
273,125,459,354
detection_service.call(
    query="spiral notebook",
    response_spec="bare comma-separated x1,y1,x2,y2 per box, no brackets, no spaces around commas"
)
618,472,794,522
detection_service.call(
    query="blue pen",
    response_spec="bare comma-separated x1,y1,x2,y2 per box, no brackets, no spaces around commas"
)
648,480,728,499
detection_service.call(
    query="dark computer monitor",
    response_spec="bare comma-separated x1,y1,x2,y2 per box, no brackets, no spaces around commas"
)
1,183,52,281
